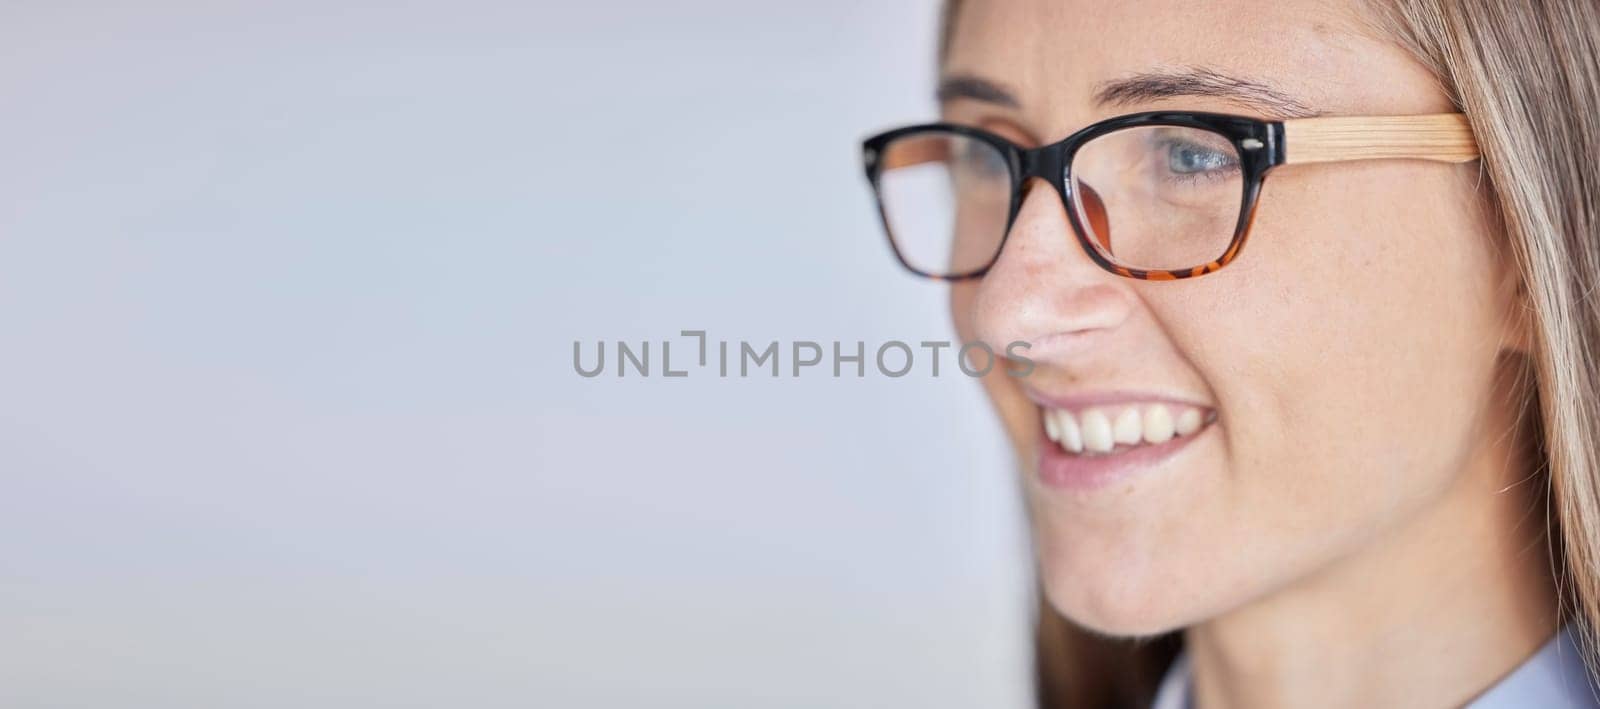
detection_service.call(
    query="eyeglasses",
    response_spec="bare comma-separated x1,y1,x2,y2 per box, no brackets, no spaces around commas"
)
860,111,1479,281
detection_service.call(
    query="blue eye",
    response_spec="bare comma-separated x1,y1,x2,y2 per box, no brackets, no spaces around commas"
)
1165,140,1237,176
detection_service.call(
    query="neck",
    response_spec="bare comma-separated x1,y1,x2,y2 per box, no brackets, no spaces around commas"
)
1186,379,1558,708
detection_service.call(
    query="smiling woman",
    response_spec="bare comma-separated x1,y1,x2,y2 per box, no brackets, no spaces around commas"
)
861,1,1600,707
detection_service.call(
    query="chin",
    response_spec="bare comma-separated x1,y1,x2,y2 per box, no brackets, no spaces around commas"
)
1018,417,1250,637
1030,521,1227,638
1040,570,1191,638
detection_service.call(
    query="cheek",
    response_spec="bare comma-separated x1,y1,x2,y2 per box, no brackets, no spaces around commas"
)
1034,165,1508,634
1253,166,1496,410
954,163,1508,634
1195,163,1504,553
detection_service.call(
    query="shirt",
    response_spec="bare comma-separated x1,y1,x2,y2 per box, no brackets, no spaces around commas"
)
1151,625,1600,709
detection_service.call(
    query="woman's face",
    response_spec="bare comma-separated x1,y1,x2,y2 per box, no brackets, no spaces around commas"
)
947,0,1524,634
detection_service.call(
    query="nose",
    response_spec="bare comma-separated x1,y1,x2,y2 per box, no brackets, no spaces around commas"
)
971,176,1136,365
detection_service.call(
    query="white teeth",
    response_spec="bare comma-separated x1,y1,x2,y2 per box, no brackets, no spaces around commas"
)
1057,410,1084,453
1112,408,1142,445
1041,402,1209,456
1175,408,1203,436
1080,409,1115,453
1143,405,1175,444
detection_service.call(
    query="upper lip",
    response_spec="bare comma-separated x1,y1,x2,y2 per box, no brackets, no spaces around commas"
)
1020,385,1214,414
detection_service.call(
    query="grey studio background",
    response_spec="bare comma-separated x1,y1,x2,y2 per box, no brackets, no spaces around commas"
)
0,2,1033,708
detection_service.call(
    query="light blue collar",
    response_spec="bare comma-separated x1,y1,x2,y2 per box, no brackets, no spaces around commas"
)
1151,625,1599,708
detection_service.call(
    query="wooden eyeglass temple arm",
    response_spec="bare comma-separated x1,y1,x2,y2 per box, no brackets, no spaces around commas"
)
1280,113,1480,165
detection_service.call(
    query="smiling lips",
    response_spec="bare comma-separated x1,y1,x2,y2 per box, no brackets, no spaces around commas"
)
1042,403,1211,455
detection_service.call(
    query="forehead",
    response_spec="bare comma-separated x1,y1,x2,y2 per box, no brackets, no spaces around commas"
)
943,0,1441,130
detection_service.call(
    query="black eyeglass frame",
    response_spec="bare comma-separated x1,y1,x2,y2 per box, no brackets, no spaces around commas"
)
860,110,1479,281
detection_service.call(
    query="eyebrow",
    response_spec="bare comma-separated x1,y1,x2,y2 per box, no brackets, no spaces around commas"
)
936,67,1318,119
1093,67,1318,118
936,75,1020,108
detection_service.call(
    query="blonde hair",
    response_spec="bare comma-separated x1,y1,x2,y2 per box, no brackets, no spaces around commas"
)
938,0,1600,705
1378,0,1600,686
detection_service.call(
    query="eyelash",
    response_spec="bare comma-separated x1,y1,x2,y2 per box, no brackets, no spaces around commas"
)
1158,139,1240,184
